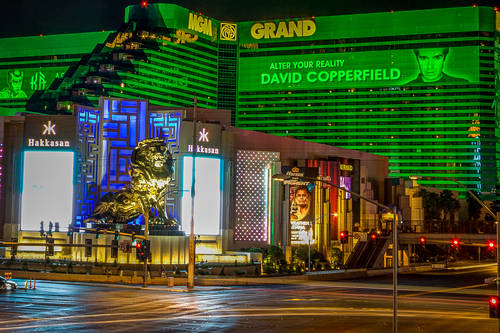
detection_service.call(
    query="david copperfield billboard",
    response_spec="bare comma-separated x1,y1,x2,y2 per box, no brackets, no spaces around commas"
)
239,46,478,91
282,166,318,245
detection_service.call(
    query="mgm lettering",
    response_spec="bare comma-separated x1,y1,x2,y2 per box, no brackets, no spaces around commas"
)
188,13,213,37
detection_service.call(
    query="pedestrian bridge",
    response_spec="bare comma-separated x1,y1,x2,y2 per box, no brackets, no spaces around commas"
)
399,233,497,247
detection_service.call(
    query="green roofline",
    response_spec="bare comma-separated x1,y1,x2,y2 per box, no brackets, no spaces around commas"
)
0,31,112,59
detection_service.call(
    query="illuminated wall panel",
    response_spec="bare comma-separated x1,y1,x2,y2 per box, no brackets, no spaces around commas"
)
181,156,222,235
149,111,182,220
234,150,280,242
100,99,147,193
20,151,74,231
75,105,101,227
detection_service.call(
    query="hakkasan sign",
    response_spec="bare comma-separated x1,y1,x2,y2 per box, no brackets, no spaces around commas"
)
239,46,478,91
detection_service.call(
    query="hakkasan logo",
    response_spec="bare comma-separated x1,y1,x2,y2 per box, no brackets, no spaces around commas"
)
27,120,70,147
291,167,300,173
220,22,237,41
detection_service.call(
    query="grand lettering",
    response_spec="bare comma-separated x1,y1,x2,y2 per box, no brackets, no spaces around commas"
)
251,19,316,39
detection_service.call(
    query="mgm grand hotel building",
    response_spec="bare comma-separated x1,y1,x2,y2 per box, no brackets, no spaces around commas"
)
0,3,498,262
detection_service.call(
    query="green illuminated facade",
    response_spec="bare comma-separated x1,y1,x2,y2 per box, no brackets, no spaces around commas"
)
0,4,498,198
0,31,111,115
235,6,499,197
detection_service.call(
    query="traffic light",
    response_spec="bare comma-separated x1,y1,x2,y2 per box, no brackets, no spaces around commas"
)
490,296,499,318
48,221,53,236
46,238,54,256
488,241,495,249
114,230,120,240
111,239,119,258
85,239,92,257
95,228,101,239
369,232,377,242
136,241,145,261
67,225,73,237
143,239,151,261
451,238,460,248
340,231,348,244
419,236,426,245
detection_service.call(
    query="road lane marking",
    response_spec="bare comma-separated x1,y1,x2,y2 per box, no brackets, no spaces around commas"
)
403,283,488,298
0,307,492,331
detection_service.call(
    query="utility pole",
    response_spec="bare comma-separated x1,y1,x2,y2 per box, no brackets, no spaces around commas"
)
187,96,197,289
392,206,398,333
497,211,499,305
143,209,149,288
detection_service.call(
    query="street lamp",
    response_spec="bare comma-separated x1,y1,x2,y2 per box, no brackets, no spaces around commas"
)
307,221,313,272
272,173,399,333
188,96,198,289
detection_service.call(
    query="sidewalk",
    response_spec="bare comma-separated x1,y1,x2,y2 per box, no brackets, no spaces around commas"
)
1,260,492,287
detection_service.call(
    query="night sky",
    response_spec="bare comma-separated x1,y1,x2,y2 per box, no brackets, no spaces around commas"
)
0,0,498,38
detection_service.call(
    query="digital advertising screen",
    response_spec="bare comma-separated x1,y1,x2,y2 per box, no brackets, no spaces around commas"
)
239,46,479,92
340,176,351,200
0,66,68,100
281,166,318,245
289,184,315,245
181,156,222,235
20,150,75,232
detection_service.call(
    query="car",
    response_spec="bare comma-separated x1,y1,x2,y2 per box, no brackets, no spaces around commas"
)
0,276,17,290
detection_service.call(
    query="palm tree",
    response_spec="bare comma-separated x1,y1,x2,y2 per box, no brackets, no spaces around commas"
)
466,191,482,233
439,190,460,233
417,189,441,232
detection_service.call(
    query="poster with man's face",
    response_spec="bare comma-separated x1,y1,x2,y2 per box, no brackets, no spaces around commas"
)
289,184,315,245
282,166,317,245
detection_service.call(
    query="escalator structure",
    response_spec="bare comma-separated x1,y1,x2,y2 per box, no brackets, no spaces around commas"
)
344,235,390,269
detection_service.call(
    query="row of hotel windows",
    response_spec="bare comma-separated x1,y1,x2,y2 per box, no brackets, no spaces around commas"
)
239,91,494,102
239,31,493,50
106,87,217,108
238,84,495,95
0,53,89,64
240,40,490,57
241,121,496,127
238,99,491,108
237,107,493,115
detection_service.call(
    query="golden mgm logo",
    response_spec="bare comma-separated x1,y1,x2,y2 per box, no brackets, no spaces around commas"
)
220,22,237,41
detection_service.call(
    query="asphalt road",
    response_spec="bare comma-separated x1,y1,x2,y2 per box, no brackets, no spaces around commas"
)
0,266,498,332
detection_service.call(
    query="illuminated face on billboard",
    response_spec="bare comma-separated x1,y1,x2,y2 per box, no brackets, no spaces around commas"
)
289,184,315,245
0,70,27,99
291,186,312,221
415,48,447,82
9,70,25,95
409,47,468,84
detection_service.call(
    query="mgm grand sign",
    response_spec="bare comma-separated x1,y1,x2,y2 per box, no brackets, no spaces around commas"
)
250,19,316,40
